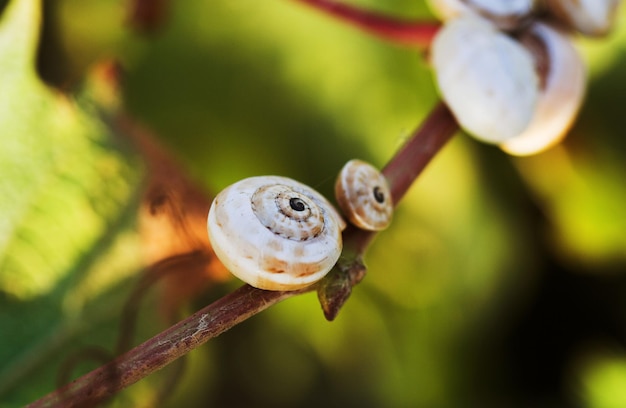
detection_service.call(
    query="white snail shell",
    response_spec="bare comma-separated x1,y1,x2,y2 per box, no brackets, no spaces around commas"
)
335,160,393,231
207,176,345,291
431,16,540,143
544,0,621,37
501,22,586,156
428,0,535,29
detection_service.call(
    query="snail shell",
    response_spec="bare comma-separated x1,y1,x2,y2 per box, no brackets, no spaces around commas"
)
335,160,393,231
544,0,621,37
501,22,586,155
207,176,345,291
428,0,535,30
431,16,540,143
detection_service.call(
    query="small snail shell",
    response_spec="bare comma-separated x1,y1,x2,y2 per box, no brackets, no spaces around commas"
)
431,16,540,143
501,23,586,156
544,0,621,37
428,0,535,30
335,160,393,231
207,176,345,291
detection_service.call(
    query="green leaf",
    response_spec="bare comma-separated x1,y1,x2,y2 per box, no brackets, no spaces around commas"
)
0,0,146,404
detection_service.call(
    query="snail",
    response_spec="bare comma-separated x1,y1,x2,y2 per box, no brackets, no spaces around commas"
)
207,176,345,291
334,159,393,231
428,0,535,30
543,0,621,37
431,15,540,143
501,22,586,155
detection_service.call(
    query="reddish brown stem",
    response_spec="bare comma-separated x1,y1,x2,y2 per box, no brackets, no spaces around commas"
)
318,102,457,320
126,0,170,34
347,102,457,255
26,285,311,408
294,0,439,47
383,102,458,205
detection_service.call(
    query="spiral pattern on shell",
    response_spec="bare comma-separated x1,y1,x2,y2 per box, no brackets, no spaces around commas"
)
335,160,393,231
207,176,345,291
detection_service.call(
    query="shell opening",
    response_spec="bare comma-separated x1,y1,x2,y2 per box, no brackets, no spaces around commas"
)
373,186,385,204
289,197,306,212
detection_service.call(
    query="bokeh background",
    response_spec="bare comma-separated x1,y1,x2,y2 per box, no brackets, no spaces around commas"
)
2,0,626,406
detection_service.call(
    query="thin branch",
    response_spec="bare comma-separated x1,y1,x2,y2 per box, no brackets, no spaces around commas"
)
26,285,312,408
27,102,458,407
317,102,458,319
339,102,458,256
293,0,439,47
383,102,458,206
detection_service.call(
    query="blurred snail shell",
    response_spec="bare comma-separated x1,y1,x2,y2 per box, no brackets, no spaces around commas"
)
544,0,621,37
431,16,540,143
335,160,393,231
428,0,535,30
501,22,586,155
207,176,345,291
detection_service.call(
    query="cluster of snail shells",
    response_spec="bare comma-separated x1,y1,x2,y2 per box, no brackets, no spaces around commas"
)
429,0,621,36
207,161,393,290
427,0,617,155
428,0,535,29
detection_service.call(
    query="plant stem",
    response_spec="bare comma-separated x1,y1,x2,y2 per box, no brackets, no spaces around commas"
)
317,102,457,319
347,102,458,255
294,0,439,47
26,285,312,408
27,102,458,407
383,102,458,206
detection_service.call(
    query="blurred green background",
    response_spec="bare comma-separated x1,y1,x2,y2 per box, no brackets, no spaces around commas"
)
2,0,626,406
